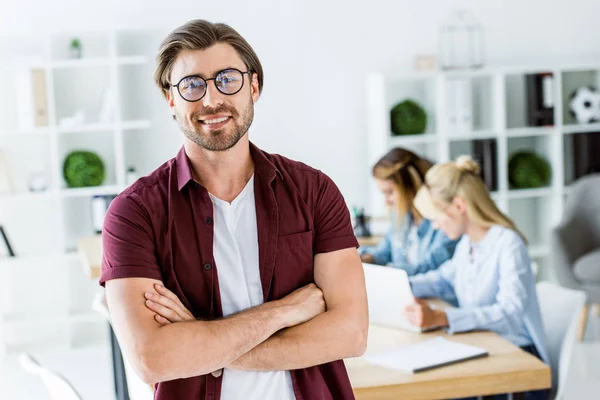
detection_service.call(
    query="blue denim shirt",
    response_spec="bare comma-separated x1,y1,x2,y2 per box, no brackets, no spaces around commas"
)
409,225,549,365
359,214,458,276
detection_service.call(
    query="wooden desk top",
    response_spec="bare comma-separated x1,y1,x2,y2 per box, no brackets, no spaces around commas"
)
346,325,551,400
78,234,102,279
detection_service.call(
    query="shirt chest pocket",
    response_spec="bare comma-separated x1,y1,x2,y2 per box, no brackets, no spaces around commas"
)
273,230,314,297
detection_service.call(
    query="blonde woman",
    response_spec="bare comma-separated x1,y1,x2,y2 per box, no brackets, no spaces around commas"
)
359,148,458,276
405,156,549,400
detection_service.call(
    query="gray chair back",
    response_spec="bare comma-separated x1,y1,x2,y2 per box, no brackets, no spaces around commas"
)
553,174,600,287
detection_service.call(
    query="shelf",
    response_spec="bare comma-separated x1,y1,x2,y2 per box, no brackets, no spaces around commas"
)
506,127,555,137
0,56,150,70
0,251,79,267
0,128,52,137
122,120,152,130
563,123,600,134
389,134,438,146
115,56,148,66
448,130,496,141
68,312,105,324
3,312,103,326
507,187,553,199
0,190,56,201
51,56,148,69
57,120,151,134
57,123,114,134
60,185,126,198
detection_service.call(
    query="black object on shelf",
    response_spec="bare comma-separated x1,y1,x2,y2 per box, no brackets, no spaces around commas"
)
526,72,555,127
0,225,15,257
353,207,372,238
472,139,498,192
571,132,600,181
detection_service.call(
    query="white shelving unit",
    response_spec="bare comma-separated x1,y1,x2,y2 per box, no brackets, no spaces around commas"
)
366,61,600,281
0,29,176,353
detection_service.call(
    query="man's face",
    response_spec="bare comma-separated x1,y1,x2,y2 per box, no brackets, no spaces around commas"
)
167,43,260,152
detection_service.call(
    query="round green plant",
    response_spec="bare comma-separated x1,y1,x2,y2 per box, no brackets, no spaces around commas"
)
508,151,551,189
63,150,106,188
390,99,427,136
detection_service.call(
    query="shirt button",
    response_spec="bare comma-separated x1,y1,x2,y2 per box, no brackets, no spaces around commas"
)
205,217,213,224
211,369,223,377
204,263,212,270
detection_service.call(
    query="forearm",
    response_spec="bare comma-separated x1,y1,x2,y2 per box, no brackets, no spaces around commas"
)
137,301,286,382
444,303,524,335
410,272,450,298
230,308,366,371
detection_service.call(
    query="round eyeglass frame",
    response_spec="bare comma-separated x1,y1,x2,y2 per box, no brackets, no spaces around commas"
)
171,68,251,103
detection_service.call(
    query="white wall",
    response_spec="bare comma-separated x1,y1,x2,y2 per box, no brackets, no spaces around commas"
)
2,0,600,209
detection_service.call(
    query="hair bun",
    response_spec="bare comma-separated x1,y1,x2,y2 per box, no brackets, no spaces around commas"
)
455,155,481,175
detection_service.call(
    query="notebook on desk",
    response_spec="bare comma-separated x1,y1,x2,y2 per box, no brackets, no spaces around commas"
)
365,337,489,373
363,263,442,333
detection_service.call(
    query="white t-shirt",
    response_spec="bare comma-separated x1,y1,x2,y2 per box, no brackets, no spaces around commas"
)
209,175,296,400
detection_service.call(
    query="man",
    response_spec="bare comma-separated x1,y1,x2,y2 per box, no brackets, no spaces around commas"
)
100,19,368,400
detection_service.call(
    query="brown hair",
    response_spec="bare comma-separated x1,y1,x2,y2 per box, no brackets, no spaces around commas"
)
154,19,264,99
372,148,433,217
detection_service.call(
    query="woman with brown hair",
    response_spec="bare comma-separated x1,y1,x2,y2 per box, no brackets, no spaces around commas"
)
359,148,458,276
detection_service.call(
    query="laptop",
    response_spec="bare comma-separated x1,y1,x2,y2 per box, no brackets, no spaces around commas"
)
363,263,442,333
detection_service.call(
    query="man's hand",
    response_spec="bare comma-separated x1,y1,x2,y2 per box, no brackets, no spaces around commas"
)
146,282,325,328
276,283,326,327
404,298,449,329
145,284,195,325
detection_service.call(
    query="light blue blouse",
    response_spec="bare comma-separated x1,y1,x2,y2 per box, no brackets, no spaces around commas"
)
409,225,549,364
359,214,458,276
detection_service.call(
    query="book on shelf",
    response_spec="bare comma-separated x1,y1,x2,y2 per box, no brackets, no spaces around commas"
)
526,72,554,127
472,139,498,192
0,149,14,194
571,132,600,182
16,68,49,131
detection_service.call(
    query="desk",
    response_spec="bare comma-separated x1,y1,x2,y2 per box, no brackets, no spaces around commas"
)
78,234,130,400
346,325,551,400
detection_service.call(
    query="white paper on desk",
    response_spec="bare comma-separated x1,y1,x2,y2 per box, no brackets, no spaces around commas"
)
365,337,488,373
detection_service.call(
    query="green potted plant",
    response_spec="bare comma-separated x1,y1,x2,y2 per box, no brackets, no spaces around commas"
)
63,150,105,188
508,151,552,189
70,38,82,59
390,99,428,136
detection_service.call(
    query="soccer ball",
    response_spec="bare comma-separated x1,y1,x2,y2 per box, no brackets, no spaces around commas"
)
569,86,600,124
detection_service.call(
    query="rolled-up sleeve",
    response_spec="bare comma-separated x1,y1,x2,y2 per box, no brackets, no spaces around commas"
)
313,172,359,254
99,192,162,286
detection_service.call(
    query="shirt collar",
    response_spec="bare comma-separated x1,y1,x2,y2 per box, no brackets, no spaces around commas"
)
469,224,501,253
176,142,281,191
406,212,432,238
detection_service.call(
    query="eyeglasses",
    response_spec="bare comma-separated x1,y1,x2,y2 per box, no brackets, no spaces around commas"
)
172,68,251,102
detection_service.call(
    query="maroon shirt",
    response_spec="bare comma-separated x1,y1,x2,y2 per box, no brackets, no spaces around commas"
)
100,142,359,400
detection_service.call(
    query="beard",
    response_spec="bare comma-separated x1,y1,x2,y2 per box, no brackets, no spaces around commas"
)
175,96,255,152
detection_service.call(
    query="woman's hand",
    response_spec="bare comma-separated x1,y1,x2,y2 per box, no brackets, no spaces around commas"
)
360,253,375,263
404,298,449,329
144,284,195,325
